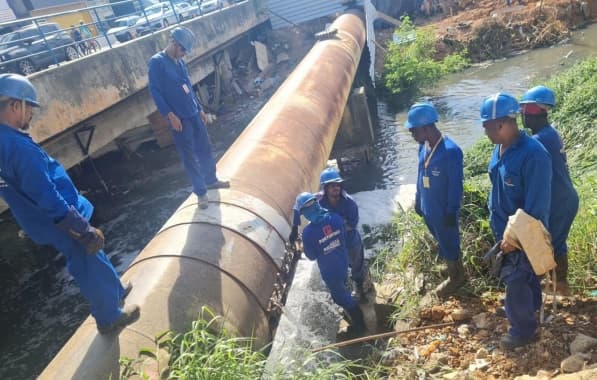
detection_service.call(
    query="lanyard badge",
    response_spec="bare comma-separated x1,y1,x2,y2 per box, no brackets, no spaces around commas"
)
423,135,443,189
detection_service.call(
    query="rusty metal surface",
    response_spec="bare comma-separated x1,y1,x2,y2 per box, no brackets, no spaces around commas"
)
40,11,366,379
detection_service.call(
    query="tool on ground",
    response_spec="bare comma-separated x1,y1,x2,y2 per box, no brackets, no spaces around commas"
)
311,321,456,353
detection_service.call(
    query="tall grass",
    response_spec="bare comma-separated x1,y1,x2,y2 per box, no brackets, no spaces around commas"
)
119,307,384,379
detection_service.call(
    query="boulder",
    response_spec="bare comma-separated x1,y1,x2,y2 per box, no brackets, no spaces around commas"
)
570,333,597,354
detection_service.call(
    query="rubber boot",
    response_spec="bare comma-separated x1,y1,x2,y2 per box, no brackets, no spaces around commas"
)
345,305,366,337
434,259,465,299
554,255,571,296
352,270,375,304
97,304,140,335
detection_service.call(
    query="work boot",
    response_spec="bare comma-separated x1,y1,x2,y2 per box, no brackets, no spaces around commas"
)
207,179,230,190
345,305,366,337
500,333,537,350
434,259,465,299
97,304,140,335
352,270,375,304
554,255,571,296
197,193,209,209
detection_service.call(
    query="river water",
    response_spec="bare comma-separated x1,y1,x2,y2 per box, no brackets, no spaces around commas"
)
0,24,596,379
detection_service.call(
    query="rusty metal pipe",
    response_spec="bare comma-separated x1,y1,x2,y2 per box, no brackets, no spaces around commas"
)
40,11,366,379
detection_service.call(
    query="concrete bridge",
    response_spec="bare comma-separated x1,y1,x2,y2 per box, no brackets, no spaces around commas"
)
28,0,268,169
0,0,269,212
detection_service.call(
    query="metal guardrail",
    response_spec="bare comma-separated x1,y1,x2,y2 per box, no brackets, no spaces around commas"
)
0,0,220,76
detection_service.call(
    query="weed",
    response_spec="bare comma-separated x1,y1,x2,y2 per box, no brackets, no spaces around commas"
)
381,16,469,105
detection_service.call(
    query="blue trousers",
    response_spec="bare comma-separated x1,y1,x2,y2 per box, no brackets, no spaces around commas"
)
550,196,579,257
321,271,357,310
170,115,218,196
424,217,461,261
501,252,541,339
348,244,366,282
52,235,125,327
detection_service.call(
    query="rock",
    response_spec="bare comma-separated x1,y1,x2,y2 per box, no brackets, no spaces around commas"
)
431,305,446,321
536,370,553,379
468,358,489,371
451,308,471,321
560,353,591,373
380,348,400,366
570,333,597,354
472,312,492,329
475,348,489,359
457,324,471,337
430,352,450,365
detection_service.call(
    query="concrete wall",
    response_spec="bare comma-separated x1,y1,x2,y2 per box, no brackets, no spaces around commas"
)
28,0,268,145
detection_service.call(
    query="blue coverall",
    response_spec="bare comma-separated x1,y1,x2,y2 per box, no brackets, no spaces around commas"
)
0,125,125,327
293,191,365,282
415,135,464,261
148,51,217,196
488,131,552,340
302,211,357,310
532,125,578,257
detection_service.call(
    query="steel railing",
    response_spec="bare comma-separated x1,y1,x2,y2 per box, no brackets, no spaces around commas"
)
0,0,218,76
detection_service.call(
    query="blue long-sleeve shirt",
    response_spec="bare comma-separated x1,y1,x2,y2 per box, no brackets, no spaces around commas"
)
0,124,92,245
292,190,362,249
532,125,578,208
488,131,552,241
302,212,349,282
415,135,463,219
148,51,201,119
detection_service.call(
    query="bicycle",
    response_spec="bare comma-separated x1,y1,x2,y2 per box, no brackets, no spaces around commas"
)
86,38,100,54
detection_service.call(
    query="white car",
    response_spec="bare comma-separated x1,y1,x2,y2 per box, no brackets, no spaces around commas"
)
107,16,140,43
136,2,191,35
200,0,222,14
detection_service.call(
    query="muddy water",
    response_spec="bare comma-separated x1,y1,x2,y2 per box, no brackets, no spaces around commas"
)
0,24,596,379
346,24,597,191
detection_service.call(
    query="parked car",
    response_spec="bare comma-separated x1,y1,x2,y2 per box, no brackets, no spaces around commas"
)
107,15,140,43
200,0,222,14
0,23,78,76
176,2,200,20
135,2,194,35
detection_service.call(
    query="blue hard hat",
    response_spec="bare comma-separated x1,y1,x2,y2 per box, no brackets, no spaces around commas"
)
171,27,194,53
295,192,316,211
320,168,343,187
520,85,556,107
0,73,40,107
404,102,439,129
480,92,519,122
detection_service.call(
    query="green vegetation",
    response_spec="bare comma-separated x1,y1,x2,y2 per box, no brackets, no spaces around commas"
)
372,58,597,318
120,307,384,379
381,16,469,104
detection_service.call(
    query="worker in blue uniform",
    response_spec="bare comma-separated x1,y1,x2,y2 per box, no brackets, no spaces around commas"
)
480,92,552,349
148,27,228,209
0,74,139,334
289,168,373,301
295,192,366,336
520,85,578,295
406,102,465,298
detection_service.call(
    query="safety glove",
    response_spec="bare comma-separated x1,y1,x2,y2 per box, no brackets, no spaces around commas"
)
443,213,457,227
55,206,105,254
288,225,298,245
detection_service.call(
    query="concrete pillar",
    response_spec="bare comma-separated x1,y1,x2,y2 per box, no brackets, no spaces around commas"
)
335,86,375,149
